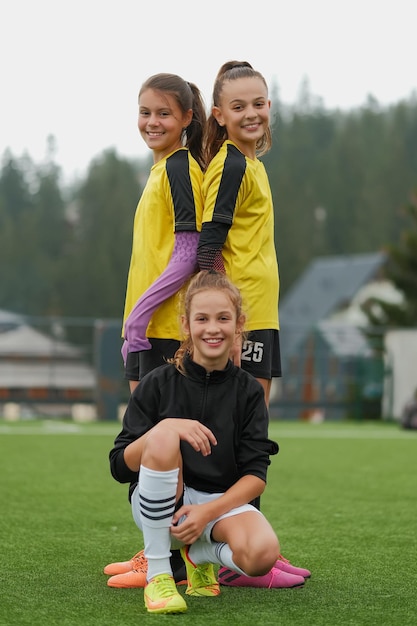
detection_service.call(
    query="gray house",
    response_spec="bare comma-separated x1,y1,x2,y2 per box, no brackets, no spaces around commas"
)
0,309,96,408
273,252,387,420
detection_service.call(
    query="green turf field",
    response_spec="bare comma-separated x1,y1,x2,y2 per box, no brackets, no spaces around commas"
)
0,418,416,625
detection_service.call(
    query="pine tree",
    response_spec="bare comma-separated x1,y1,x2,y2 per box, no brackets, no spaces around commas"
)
362,191,417,327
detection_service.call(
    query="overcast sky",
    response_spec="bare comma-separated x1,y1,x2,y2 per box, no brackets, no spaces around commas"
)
1,0,416,182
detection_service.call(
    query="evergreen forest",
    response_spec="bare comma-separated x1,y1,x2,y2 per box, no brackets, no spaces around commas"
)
1,88,417,323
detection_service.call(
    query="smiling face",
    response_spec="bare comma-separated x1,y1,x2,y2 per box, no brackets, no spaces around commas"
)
212,76,270,159
138,88,192,162
182,288,244,371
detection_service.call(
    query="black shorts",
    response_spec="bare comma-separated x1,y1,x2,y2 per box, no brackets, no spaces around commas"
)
125,338,181,381
125,330,281,382
240,329,282,379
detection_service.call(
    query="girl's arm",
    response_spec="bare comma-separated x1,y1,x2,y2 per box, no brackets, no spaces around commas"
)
109,374,160,482
197,221,229,272
201,474,265,519
122,230,199,363
170,474,265,542
198,144,246,272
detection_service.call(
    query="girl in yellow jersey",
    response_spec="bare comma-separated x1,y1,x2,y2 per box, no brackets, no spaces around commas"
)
121,74,206,394
198,61,279,406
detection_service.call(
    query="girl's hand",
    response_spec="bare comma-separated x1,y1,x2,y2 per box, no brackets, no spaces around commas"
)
170,504,211,544
163,419,217,456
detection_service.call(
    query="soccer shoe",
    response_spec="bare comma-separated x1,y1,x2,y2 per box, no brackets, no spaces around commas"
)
108,568,187,588
275,554,311,579
103,550,145,575
107,569,148,588
144,574,187,614
105,549,187,586
180,546,220,597
218,566,305,588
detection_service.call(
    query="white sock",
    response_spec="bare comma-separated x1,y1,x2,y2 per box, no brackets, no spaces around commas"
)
188,541,246,576
138,465,179,581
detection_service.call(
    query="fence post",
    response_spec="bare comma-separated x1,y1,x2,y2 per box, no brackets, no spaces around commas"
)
94,320,122,420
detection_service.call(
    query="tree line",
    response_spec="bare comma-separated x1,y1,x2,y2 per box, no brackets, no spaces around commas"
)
1,88,416,324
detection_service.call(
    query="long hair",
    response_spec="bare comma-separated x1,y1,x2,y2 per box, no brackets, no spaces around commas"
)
139,73,207,170
169,271,246,375
204,61,272,166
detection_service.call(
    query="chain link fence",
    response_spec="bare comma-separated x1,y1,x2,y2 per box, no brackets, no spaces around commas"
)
1,314,415,422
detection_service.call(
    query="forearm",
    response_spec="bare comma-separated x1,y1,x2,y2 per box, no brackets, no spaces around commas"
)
197,221,230,272
202,475,265,521
123,231,199,352
124,259,196,348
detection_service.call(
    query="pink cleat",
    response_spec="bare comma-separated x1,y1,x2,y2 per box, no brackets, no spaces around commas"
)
218,566,305,589
275,554,311,579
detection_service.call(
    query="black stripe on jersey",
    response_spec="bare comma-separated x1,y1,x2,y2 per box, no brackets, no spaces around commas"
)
212,143,246,224
166,150,198,231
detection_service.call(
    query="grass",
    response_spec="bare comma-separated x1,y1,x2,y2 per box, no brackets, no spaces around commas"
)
0,418,416,625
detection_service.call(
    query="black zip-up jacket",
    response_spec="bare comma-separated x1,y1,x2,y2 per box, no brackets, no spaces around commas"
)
109,356,279,500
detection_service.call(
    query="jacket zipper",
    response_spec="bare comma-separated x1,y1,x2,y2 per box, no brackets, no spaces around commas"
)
200,371,210,421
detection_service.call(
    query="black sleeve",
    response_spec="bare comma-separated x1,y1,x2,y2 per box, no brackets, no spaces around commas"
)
109,375,160,484
197,221,230,271
166,150,198,231
235,379,279,483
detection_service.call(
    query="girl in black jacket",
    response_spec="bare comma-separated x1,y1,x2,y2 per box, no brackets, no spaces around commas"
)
109,271,289,614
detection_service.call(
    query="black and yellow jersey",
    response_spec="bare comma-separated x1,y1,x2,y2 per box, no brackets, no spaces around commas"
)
201,141,279,330
123,148,203,339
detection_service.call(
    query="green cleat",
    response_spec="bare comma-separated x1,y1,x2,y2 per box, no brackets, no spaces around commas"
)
180,546,220,597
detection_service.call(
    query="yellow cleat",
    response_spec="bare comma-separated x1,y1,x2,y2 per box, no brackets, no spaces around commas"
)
144,574,187,614
180,546,220,597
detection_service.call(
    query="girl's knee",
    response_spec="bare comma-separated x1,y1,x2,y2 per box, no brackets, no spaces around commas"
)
235,538,280,577
142,425,181,469
248,550,277,576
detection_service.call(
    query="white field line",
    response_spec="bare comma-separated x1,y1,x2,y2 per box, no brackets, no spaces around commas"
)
0,422,119,435
0,421,416,440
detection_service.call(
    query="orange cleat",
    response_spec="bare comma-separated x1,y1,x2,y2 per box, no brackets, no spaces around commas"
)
103,550,145,576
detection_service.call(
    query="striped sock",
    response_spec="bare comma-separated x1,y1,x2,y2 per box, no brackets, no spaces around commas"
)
138,465,179,581
189,540,246,576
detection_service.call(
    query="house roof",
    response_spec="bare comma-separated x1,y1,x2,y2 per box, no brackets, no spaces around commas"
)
0,324,95,390
316,320,372,358
0,308,26,328
279,252,386,357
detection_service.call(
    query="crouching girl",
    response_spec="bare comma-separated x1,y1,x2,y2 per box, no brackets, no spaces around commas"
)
109,271,285,614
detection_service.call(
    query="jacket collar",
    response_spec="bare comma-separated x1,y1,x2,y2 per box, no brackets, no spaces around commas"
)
183,354,236,383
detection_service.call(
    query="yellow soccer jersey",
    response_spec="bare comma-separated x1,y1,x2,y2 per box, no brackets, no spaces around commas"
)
202,141,279,330
123,148,203,339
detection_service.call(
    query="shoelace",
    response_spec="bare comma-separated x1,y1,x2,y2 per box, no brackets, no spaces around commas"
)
268,568,283,589
277,553,290,565
191,565,217,588
132,553,148,574
152,575,177,597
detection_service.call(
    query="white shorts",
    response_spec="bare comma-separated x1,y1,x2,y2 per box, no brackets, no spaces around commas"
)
131,483,263,547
